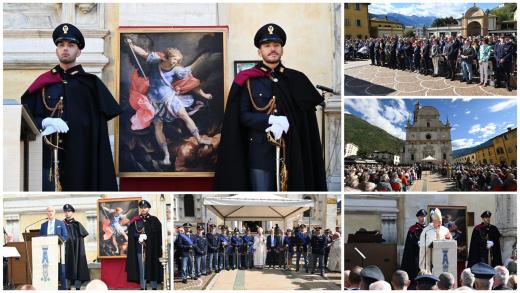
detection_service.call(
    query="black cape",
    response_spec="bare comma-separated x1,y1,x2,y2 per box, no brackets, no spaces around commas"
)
64,218,90,281
126,215,163,283
468,223,502,267
214,63,327,191
21,64,121,191
401,222,425,282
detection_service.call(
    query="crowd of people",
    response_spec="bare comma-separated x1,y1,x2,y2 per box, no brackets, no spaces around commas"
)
345,34,516,91
344,162,517,192
443,163,517,191
344,262,517,290
344,163,423,192
173,223,342,284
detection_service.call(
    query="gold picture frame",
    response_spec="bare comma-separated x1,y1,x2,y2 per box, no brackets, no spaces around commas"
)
115,26,229,178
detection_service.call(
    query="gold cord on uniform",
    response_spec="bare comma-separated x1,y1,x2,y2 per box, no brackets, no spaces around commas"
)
246,77,288,191
41,86,64,191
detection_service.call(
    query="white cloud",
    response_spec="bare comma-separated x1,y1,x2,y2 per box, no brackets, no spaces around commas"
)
369,3,472,18
504,123,515,129
474,116,479,120
465,110,471,115
452,138,484,150
489,99,517,112
451,98,473,103
345,110,351,114
344,99,407,140
453,123,460,127
468,123,497,138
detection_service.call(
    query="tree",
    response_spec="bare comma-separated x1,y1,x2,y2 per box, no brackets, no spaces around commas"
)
403,28,415,38
431,16,458,27
490,3,517,22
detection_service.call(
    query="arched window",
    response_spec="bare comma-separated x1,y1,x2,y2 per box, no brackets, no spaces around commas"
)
426,122,430,128
184,195,195,217
303,196,312,217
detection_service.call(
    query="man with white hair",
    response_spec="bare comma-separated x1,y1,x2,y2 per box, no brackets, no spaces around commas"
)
418,208,452,273
460,268,475,288
40,206,69,290
493,266,512,290
369,280,392,290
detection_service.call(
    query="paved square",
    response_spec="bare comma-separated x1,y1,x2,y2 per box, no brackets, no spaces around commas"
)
345,61,516,96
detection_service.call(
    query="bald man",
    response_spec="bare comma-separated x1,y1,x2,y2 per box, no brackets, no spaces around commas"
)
369,280,392,290
40,206,69,290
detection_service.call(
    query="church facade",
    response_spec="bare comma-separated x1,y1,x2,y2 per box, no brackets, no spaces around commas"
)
401,102,452,165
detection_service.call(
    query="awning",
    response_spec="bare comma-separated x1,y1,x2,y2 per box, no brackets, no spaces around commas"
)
202,194,314,221
421,155,437,162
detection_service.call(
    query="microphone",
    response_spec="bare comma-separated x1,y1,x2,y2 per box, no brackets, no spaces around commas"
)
24,218,47,234
316,85,339,95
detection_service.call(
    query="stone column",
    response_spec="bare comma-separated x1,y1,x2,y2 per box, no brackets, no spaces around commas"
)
381,213,398,243
495,194,517,262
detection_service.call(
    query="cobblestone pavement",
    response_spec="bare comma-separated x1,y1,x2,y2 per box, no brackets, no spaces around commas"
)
345,61,516,96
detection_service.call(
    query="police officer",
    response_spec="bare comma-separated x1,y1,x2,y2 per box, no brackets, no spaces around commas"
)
310,227,327,277
231,228,242,270
62,204,90,290
283,229,294,270
415,274,439,290
206,224,219,274
126,200,162,290
241,229,254,269
214,23,327,192
218,225,230,271
294,224,310,273
401,209,427,286
177,223,195,283
21,23,120,191
494,35,515,91
470,262,496,290
193,225,208,278
468,211,503,267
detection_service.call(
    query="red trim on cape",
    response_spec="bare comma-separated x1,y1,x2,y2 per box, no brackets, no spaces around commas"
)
233,67,270,86
27,70,62,94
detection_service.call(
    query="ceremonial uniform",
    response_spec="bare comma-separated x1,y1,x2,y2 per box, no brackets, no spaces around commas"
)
193,226,208,277
310,231,328,276
206,226,219,273
241,233,255,269
126,200,163,289
218,228,230,271
294,229,310,272
401,209,427,284
283,233,295,269
214,23,326,192
175,225,194,283
468,211,502,267
21,23,121,191
62,204,90,290
231,231,243,269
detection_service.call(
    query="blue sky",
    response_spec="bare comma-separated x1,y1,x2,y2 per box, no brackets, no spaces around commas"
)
344,98,517,150
369,3,502,18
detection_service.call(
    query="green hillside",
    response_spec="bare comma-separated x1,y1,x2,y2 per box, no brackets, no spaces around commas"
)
344,114,405,156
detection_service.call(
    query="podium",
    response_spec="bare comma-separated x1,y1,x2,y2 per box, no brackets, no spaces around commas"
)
31,236,64,290
3,100,42,191
432,240,458,285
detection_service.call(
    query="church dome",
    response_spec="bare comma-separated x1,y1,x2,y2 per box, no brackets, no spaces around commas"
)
465,6,485,18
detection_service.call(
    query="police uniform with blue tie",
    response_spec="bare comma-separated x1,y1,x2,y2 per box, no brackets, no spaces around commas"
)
310,227,327,276
193,226,208,277
206,224,220,274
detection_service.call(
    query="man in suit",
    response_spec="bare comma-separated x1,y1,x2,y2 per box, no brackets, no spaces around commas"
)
266,228,279,268
40,206,69,290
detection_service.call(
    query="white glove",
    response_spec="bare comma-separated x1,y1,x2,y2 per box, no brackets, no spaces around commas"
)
268,115,289,133
266,123,283,140
138,234,147,243
486,240,494,249
41,118,69,136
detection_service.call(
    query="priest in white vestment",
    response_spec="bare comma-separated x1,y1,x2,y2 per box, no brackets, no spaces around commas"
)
327,232,341,272
253,227,267,268
419,208,452,274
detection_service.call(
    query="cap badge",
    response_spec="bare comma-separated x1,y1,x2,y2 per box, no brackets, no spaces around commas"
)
268,25,274,35
63,25,69,34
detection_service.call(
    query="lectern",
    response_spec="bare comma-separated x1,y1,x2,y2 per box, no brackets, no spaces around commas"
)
432,240,458,285
31,235,65,290
3,100,42,191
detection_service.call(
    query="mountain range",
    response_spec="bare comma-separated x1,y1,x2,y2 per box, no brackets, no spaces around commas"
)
344,114,405,156
369,13,437,28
